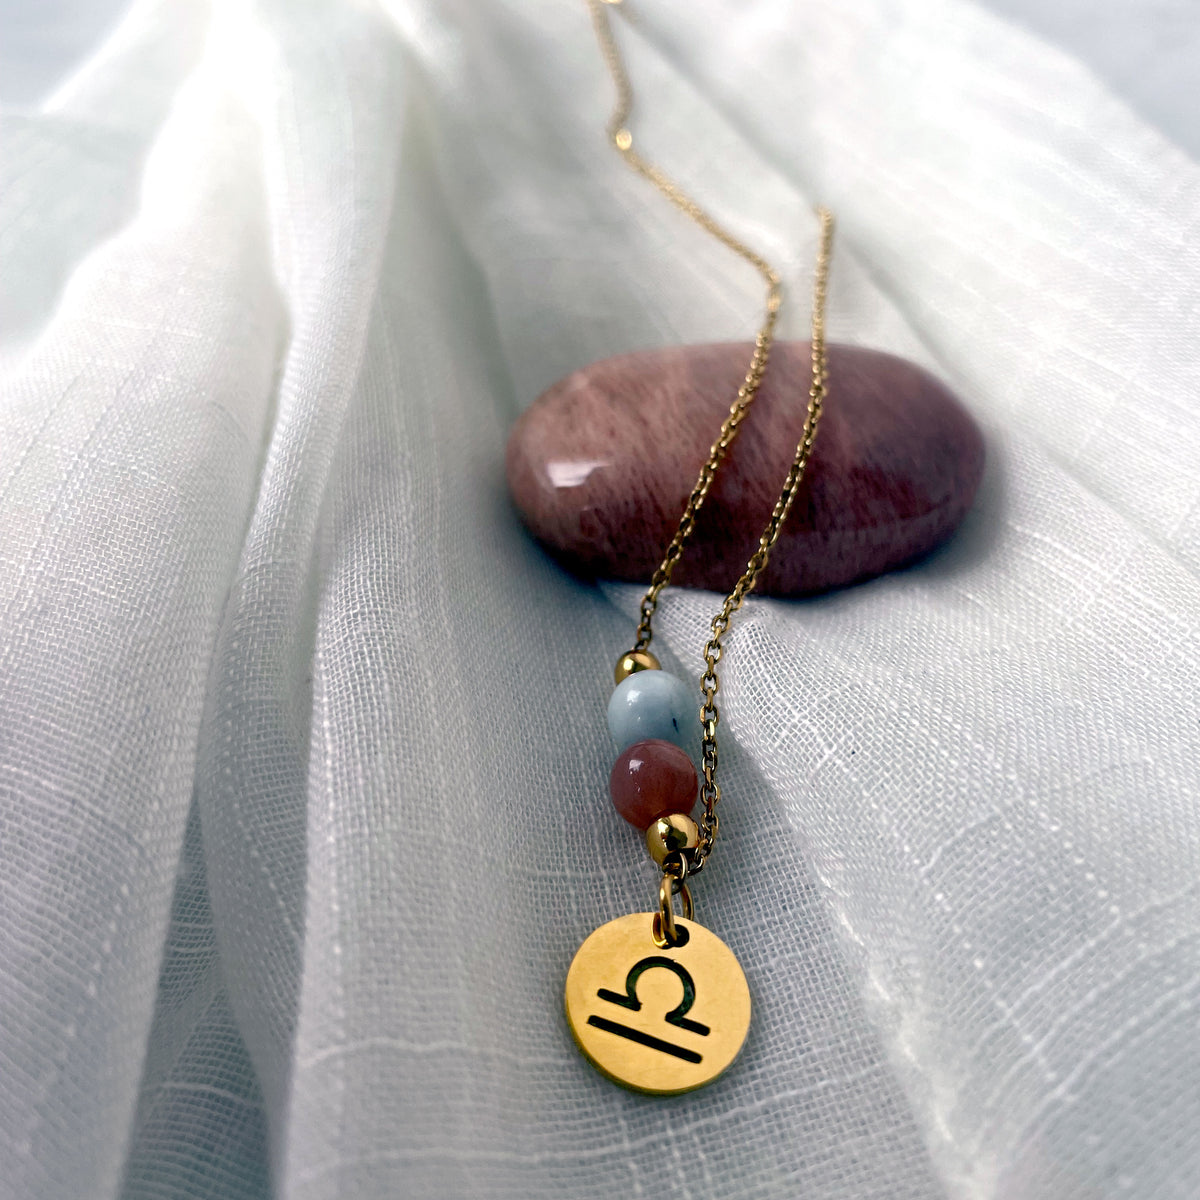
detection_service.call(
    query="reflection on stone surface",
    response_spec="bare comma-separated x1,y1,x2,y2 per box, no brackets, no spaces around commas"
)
506,342,985,596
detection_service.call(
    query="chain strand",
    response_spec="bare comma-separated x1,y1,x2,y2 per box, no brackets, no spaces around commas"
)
588,0,834,870
587,0,783,654
694,210,834,870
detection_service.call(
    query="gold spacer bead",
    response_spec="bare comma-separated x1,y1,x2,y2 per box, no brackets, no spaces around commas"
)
614,649,661,685
645,813,700,868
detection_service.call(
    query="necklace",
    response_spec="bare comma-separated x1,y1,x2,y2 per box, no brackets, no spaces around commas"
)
565,0,835,1095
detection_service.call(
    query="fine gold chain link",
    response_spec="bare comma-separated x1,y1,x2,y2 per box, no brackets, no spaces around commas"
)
695,212,833,870
587,0,782,654
587,0,834,871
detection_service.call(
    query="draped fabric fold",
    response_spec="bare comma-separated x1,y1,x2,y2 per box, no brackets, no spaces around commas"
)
1,1,1197,1197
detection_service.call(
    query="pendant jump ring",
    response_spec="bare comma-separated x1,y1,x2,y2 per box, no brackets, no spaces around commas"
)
653,874,694,948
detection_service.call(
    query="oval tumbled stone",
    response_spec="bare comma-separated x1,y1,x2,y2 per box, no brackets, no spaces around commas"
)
506,342,984,596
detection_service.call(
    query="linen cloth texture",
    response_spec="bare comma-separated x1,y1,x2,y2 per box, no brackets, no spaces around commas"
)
1,0,1199,1197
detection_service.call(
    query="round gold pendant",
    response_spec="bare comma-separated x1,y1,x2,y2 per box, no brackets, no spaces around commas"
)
564,912,751,1095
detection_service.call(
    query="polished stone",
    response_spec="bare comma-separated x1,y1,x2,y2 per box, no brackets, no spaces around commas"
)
506,342,985,595
607,669,696,753
609,738,697,829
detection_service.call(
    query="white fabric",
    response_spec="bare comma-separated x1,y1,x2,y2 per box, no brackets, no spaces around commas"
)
1,1,1198,1197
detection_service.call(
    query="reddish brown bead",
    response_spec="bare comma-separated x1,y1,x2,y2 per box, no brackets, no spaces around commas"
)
609,738,698,830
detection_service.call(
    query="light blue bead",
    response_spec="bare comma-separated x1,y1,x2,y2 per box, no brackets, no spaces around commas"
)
607,670,697,753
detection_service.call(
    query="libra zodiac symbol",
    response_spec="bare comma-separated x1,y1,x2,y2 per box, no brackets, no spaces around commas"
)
587,955,711,1063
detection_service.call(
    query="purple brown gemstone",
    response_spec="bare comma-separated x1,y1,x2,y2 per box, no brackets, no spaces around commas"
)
505,342,985,597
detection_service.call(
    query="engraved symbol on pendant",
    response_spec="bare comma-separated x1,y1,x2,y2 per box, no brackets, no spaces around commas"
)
586,956,711,1063
565,913,751,1094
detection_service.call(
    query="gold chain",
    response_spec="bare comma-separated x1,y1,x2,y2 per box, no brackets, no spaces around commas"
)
696,216,832,868
588,0,783,654
588,0,834,871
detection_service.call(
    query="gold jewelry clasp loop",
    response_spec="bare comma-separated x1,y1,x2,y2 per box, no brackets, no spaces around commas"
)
653,871,694,948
